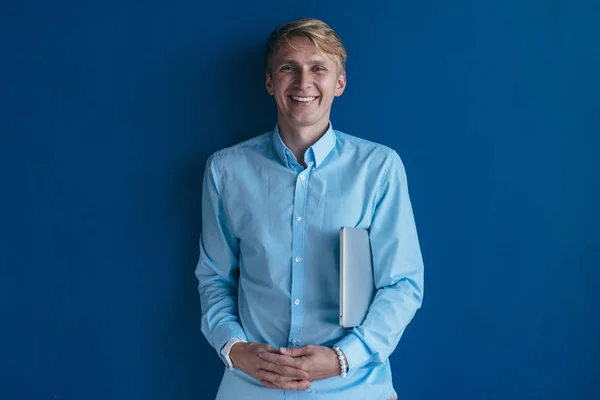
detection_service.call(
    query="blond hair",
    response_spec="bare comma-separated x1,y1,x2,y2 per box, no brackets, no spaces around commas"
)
264,18,347,74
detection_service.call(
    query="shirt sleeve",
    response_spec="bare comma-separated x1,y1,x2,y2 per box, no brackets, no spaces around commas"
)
195,154,248,355
335,150,424,371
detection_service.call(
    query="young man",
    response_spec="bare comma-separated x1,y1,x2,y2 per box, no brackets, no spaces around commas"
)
195,18,424,399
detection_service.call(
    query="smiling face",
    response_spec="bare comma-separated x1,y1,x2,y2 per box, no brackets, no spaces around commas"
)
266,37,346,135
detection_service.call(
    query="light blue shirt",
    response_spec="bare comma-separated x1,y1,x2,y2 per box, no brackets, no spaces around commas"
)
195,123,424,399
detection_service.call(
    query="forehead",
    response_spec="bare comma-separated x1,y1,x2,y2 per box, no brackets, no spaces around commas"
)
272,37,336,65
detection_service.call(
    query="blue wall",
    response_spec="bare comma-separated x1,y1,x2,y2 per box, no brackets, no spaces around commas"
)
1,1,599,399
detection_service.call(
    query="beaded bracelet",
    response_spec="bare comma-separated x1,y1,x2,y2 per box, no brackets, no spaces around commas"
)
332,345,348,378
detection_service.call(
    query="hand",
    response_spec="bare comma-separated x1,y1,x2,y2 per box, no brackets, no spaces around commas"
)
256,345,343,386
229,342,311,390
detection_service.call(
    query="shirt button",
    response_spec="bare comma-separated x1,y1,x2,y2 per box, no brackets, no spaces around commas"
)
299,174,306,181
294,299,300,305
291,339,297,345
296,216,302,221
295,257,301,263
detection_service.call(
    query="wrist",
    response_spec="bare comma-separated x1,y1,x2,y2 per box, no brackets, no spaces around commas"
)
220,337,247,370
332,345,348,378
229,341,247,368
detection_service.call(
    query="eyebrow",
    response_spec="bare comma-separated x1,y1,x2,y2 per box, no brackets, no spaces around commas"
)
279,59,329,66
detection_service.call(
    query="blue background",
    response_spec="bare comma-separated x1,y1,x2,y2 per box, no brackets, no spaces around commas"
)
1,1,599,399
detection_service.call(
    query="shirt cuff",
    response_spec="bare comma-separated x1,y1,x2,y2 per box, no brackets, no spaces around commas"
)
212,321,248,356
334,333,373,371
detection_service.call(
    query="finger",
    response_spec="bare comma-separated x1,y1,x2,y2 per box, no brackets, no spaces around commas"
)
280,345,312,357
260,380,279,389
254,343,279,354
260,363,308,380
278,365,308,380
260,379,310,391
256,369,298,385
263,344,278,352
257,352,304,369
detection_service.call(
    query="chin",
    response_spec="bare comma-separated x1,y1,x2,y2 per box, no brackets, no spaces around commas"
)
289,114,322,127
290,120,318,128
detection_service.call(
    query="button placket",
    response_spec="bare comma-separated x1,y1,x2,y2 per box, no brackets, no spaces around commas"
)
288,168,310,349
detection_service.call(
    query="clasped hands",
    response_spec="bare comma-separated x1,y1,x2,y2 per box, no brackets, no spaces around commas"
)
229,342,344,390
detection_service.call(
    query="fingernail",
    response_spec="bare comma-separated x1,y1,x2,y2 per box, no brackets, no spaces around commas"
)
280,348,287,354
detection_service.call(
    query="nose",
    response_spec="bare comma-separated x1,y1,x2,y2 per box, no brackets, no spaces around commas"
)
293,69,312,90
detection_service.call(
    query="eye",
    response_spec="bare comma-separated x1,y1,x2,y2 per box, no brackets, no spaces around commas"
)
280,65,295,72
312,66,327,72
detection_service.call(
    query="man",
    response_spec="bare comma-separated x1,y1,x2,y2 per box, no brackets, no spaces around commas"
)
195,18,424,399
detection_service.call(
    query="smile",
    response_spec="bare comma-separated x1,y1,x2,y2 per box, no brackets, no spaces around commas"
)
289,95,318,103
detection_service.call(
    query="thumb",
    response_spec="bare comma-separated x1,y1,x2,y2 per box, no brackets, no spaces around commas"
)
280,346,310,357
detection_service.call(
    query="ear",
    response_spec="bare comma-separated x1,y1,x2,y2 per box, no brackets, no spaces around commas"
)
335,71,346,97
265,72,275,96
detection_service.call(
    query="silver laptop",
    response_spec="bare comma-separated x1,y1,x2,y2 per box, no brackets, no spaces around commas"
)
339,227,376,327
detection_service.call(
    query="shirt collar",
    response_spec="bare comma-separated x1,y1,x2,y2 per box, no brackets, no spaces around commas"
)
271,122,336,169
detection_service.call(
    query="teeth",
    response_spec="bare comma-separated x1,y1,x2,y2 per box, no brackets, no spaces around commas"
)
291,96,316,102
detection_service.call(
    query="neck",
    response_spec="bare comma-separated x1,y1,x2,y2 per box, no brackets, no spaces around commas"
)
277,118,330,167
